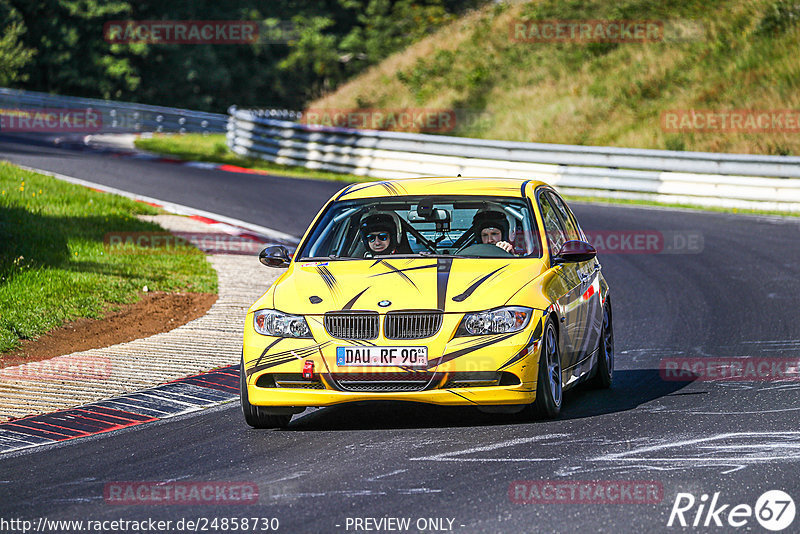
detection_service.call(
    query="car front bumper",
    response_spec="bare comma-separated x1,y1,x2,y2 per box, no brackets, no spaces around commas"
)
246,380,538,408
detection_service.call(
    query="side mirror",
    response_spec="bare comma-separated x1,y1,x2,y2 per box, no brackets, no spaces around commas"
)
553,240,596,264
259,245,291,268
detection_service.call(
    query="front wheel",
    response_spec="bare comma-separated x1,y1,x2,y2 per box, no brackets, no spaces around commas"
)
240,356,291,429
524,319,562,419
587,300,614,389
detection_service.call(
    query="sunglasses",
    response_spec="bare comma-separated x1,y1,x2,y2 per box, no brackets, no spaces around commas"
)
367,232,390,242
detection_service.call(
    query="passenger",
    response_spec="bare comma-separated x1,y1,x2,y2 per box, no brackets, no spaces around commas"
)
360,213,401,256
472,210,514,253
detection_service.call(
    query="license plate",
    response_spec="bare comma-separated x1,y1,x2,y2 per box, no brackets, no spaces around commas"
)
336,346,428,367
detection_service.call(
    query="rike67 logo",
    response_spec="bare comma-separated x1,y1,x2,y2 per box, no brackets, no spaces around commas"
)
667,490,795,531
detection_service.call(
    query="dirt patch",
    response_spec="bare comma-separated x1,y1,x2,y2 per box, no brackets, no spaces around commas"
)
1,291,217,367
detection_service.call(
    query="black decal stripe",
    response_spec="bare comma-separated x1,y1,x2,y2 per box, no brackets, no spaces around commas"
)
248,356,298,374
320,266,338,291
372,260,418,289
369,263,437,278
452,266,507,302
255,338,284,367
342,182,384,196
315,266,334,292
498,350,528,371
342,287,370,310
256,342,328,365
379,182,402,196
447,390,477,404
397,367,428,375
448,337,485,347
436,258,453,311
348,340,376,347
498,322,542,370
503,278,537,306
531,319,543,341
258,347,315,366
379,181,406,196
428,332,517,368
335,183,356,200
248,342,331,376
316,265,339,295
520,180,531,196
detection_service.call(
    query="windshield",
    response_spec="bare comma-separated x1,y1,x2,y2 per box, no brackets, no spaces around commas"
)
297,195,542,260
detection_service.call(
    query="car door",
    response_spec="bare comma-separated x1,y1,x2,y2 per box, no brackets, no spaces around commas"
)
536,190,583,371
548,191,603,365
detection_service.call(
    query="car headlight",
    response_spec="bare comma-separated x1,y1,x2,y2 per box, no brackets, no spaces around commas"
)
253,309,312,338
457,306,532,336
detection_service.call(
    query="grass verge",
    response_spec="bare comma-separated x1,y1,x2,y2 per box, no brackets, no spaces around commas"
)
0,162,218,356
134,133,363,182
309,0,800,156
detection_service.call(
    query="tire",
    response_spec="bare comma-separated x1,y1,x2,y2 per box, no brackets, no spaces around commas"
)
587,300,614,389
240,356,291,429
527,318,562,419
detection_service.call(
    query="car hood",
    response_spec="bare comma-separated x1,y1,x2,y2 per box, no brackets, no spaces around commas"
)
262,257,547,314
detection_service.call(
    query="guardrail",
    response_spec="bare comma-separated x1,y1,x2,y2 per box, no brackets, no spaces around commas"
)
0,87,228,134
227,106,800,212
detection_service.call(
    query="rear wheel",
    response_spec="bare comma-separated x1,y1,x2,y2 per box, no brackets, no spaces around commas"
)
525,319,562,419
587,300,614,389
240,356,291,429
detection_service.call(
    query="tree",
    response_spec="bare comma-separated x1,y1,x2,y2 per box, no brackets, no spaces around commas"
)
4,0,487,110
0,2,35,86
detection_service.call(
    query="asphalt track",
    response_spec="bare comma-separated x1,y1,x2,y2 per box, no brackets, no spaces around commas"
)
1,135,800,533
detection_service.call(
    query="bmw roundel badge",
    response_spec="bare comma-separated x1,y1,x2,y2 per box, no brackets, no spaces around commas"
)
378,300,391,307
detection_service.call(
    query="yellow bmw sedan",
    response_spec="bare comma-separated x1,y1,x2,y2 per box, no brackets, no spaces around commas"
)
241,177,613,428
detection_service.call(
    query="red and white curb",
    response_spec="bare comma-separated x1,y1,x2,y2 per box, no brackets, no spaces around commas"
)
0,165,295,452
0,367,240,455
11,163,299,247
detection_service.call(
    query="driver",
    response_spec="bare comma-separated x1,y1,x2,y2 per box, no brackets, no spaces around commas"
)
472,210,514,254
360,212,402,256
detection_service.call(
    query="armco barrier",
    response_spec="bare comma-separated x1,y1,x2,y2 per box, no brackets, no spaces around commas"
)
0,87,228,134
227,106,800,212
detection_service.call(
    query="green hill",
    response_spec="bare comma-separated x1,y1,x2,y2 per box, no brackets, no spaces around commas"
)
307,0,800,155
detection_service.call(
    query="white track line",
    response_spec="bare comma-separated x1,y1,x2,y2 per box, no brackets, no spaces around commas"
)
9,162,300,244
